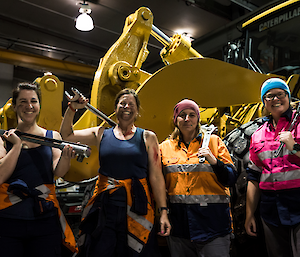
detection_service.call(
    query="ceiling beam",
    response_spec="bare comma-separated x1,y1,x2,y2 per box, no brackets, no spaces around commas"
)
0,48,97,79
230,0,258,11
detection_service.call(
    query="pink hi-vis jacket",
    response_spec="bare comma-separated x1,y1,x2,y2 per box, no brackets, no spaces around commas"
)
249,110,300,191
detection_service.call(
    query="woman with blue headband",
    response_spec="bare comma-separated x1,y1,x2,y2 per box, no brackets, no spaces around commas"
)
245,78,300,257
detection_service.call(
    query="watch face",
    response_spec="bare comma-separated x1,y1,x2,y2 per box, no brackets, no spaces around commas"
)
294,143,300,151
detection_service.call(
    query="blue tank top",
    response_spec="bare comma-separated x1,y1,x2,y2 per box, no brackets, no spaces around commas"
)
99,127,148,180
0,130,56,220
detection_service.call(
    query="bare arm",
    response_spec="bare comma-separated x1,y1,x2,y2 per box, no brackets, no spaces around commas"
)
145,130,171,236
52,131,76,178
0,130,22,184
60,102,104,147
245,180,260,236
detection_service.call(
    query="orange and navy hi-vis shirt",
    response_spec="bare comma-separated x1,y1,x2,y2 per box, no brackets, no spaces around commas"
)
160,133,237,242
0,181,77,253
79,174,155,253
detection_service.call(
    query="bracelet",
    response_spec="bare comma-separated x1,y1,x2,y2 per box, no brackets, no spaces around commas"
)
158,207,169,214
68,102,77,112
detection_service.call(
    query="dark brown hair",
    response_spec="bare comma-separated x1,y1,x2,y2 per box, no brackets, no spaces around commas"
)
12,82,41,106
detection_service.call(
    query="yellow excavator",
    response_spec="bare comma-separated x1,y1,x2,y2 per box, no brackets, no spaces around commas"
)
1,1,300,185
1,2,300,256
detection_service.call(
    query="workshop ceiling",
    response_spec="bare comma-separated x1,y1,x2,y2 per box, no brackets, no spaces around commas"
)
0,0,278,78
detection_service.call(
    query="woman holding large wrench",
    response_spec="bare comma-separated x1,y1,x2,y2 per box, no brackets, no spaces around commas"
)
159,99,237,257
60,88,170,257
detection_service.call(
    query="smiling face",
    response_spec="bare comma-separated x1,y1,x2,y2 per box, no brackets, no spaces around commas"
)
115,94,138,124
176,108,199,134
263,88,289,119
14,89,40,124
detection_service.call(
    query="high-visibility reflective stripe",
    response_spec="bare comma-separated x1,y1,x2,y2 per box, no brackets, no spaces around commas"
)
7,184,51,205
127,205,153,231
170,194,230,204
36,184,50,199
128,235,143,253
81,203,93,219
164,163,213,174
60,209,67,235
257,150,273,160
260,169,300,183
248,161,262,173
83,174,154,253
257,148,290,161
8,192,22,205
107,177,120,190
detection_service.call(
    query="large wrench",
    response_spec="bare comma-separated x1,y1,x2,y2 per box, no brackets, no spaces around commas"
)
65,88,117,127
199,124,217,163
0,129,91,162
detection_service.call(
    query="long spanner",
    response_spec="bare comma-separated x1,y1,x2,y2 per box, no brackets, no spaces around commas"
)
199,124,217,163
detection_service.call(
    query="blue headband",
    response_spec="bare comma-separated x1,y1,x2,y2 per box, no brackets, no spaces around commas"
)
261,78,291,103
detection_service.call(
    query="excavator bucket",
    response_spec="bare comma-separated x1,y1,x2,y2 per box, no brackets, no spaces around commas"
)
135,57,273,142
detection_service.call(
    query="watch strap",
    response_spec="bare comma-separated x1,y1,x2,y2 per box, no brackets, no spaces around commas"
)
292,143,300,154
158,207,169,214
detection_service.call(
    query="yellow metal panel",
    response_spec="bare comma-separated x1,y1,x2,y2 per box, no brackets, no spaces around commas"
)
64,145,99,182
135,58,273,142
160,34,203,64
90,7,153,119
35,74,64,131
63,110,99,182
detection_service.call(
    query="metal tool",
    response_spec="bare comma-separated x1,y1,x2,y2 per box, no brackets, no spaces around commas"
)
0,129,91,162
199,124,217,163
65,87,117,127
274,103,300,157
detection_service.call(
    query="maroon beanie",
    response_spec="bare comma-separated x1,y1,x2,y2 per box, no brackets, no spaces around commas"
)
173,99,200,124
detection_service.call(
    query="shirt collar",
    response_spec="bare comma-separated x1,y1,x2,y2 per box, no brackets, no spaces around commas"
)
196,132,202,142
268,106,292,125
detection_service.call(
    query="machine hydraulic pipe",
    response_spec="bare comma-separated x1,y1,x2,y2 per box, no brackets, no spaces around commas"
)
150,24,203,64
151,25,172,46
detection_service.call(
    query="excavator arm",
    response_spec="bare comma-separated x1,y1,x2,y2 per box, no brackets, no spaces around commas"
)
1,7,299,181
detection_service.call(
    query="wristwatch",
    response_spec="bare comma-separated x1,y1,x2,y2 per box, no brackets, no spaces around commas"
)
291,143,300,154
158,207,169,214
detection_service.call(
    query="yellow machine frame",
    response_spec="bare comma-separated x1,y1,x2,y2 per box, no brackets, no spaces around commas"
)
1,6,299,181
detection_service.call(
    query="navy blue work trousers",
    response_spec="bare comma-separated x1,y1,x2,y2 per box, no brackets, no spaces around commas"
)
0,216,62,257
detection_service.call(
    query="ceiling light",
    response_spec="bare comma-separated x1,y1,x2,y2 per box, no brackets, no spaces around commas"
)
174,30,195,42
75,2,94,31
